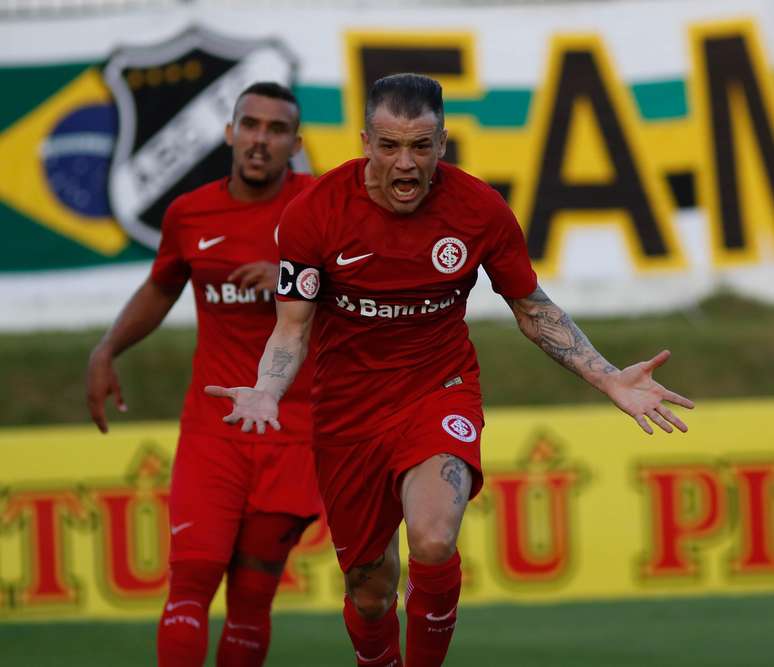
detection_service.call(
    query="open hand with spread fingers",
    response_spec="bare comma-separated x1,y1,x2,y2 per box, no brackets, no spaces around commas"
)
204,385,281,434
602,350,694,434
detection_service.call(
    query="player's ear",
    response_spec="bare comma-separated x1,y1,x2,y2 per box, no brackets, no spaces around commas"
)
437,128,448,159
291,133,303,156
361,129,372,158
225,122,234,147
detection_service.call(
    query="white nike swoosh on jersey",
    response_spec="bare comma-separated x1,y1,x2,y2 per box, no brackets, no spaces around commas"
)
198,235,226,251
426,606,457,622
334,545,348,552
336,252,373,266
226,620,261,631
170,521,194,535
166,599,202,612
355,647,390,663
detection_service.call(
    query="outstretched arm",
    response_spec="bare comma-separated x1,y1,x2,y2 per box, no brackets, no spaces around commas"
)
205,299,316,434
506,285,694,434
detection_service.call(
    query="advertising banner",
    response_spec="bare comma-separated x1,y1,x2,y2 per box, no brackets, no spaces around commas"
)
1,399,772,621
1,1,774,328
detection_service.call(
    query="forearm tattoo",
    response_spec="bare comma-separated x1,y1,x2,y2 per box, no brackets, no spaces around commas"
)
440,454,468,506
508,288,616,378
267,347,294,378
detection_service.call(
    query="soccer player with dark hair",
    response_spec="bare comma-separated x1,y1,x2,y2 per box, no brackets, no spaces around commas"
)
207,73,693,666
86,82,321,667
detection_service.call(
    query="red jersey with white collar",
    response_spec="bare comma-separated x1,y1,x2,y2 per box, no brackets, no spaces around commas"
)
151,172,315,442
276,159,536,443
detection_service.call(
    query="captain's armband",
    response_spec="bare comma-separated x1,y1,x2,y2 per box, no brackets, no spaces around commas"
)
277,259,322,301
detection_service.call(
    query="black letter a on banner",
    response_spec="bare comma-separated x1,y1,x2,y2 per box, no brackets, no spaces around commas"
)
526,49,669,261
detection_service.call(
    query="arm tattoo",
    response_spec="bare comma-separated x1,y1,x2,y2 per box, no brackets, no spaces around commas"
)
508,288,616,378
440,454,467,506
267,347,294,378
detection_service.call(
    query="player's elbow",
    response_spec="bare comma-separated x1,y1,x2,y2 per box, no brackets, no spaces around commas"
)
272,319,308,350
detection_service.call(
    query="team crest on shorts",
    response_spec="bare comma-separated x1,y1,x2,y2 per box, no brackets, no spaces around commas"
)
296,268,321,299
103,27,308,249
441,414,477,443
432,237,468,274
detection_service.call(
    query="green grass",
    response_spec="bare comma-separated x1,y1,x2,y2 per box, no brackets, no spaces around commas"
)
2,294,772,427
473,292,774,407
0,596,771,666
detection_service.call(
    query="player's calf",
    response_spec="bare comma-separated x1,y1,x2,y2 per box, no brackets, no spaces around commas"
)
157,559,224,667
404,550,462,667
343,536,403,665
216,562,279,667
344,595,403,667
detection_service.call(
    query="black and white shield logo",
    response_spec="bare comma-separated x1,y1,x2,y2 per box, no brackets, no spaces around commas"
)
104,27,305,248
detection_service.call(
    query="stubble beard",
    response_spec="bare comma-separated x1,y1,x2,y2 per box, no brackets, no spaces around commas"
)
238,165,283,190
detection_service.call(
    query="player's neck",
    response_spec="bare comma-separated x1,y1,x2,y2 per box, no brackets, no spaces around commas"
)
363,161,396,213
227,169,287,203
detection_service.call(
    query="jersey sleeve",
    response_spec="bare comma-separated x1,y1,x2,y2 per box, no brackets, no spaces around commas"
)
482,202,538,299
150,199,190,289
275,192,325,302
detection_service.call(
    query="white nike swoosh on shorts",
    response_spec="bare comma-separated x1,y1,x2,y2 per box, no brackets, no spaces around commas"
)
170,521,194,535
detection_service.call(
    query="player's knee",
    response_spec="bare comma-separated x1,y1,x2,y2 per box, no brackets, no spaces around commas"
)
348,589,395,621
168,559,225,601
406,527,457,564
225,558,281,611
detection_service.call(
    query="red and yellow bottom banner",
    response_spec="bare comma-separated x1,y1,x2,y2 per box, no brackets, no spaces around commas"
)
1,398,772,620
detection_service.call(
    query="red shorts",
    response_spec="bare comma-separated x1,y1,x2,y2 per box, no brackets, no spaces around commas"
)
169,431,322,564
314,380,484,572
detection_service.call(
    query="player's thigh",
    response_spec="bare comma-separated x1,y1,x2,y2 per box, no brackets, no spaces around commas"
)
314,436,403,574
400,453,472,556
232,511,317,575
245,441,323,519
169,432,252,563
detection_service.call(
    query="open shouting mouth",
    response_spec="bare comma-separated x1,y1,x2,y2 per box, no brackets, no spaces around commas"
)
392,177,420,201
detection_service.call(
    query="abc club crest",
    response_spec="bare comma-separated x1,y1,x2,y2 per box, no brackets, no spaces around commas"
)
104,28,306,248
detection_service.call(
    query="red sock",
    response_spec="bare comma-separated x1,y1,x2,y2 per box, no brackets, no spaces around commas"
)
343,595,403,666
216,567,279,666
404,551,462,667
157,560,224,667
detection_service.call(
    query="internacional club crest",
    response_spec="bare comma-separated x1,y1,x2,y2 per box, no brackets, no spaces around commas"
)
441,414,477,443
296,268,321,300
104,27,307,248
432,237,468,274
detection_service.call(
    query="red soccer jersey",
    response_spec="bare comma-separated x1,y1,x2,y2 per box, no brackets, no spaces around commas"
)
276,159,536,443
151,172,315,442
